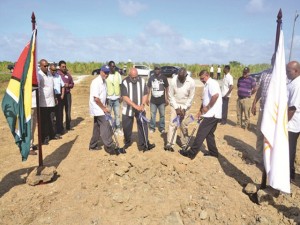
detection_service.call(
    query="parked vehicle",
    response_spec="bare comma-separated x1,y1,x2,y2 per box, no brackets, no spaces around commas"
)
150,65,191,78
250,72,262,83
133,65,151,77
91,66,124,75
7,64,14,73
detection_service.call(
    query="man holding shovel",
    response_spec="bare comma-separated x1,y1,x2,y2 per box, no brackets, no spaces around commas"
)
164,68,195,152
180,70,222,159
121,68,155,152
88,65,122,155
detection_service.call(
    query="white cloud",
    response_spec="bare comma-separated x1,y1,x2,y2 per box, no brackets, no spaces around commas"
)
118,0,147,16
144,20,177,37
246,0,265,13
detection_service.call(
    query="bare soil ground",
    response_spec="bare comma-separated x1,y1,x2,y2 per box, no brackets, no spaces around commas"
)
1,75,300,225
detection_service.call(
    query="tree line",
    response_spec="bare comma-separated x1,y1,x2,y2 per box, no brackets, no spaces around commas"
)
0,61,270,79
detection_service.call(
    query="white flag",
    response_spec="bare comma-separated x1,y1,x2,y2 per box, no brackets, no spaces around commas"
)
261,30,290,193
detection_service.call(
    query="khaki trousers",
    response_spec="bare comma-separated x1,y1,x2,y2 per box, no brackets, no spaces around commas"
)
236,97,251,127
167,107,191,146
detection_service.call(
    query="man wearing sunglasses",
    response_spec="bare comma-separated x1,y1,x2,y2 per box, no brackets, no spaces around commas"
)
38,59,56,145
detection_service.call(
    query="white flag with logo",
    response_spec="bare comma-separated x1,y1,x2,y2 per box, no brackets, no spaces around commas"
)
261,30,290,193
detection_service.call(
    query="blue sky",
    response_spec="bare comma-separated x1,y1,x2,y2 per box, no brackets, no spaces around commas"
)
0,0,299,65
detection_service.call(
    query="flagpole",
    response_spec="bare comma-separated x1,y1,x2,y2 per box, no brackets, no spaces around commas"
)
260,9,282,189
31,12,43,167
274,9,282,53
289,10,299,62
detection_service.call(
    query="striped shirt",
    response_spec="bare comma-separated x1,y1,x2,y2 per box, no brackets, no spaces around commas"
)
121,76,147,116
257,68,272,110
237,76,256,98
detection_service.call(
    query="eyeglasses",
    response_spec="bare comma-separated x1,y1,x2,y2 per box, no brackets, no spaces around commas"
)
104,71,109,75
43,65,49,67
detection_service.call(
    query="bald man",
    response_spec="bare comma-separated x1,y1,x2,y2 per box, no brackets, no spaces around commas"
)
287,61,300,181
121,68,155,152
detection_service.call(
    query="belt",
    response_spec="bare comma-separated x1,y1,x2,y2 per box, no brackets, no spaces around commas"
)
239,96,250,99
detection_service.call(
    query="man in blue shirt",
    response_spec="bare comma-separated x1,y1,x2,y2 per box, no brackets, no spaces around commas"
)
236,67,256,129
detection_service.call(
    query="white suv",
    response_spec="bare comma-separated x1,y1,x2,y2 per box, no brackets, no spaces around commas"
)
133,65,151,78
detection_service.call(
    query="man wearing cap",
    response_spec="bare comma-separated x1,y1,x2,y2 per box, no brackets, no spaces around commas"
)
88,65,121,155
146,65,169,134
236,67,256,129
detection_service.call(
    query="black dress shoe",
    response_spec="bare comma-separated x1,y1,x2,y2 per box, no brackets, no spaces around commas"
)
89,146,100,151
116,147,126,154
203,152,218,158
179,149,197,160
42,140,49,145
123,141,132,149
31,145,38,150
147,142,155,150
164,144,174,152
29,150,37,155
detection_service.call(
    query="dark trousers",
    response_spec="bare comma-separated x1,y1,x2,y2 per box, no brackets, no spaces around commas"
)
89,116,114,149
122,111,148,146
221,97,229,123
289,131,300,179
40,107,55,142
63,92,72,130
190,117,219,156
55,94,64,134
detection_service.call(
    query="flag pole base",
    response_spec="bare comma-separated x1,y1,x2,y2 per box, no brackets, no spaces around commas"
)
26,166,57,186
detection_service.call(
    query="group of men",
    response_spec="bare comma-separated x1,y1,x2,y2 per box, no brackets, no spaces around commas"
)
30,59,74,155
89,63,225,159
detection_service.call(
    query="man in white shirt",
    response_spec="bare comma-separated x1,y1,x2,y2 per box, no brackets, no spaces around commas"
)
89,65,123,155
50,63,65,136
180,70,222,159
220,65,233,125
210,65,214,79
164,68,195,151
38,59,57,145
286,61,300,180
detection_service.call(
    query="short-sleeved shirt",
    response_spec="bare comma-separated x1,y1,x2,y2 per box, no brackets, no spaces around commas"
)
121,76,147,117
89,76,107,116
202,77,222,118
287,76,300,132
257,68,272,110
53,73,65,95
38,70,55,107
147,74,169,105
221,73,233,97
237,76,256,98
57,70,74,94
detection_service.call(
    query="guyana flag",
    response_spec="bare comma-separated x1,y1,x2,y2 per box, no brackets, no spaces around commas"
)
1,29,38,161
